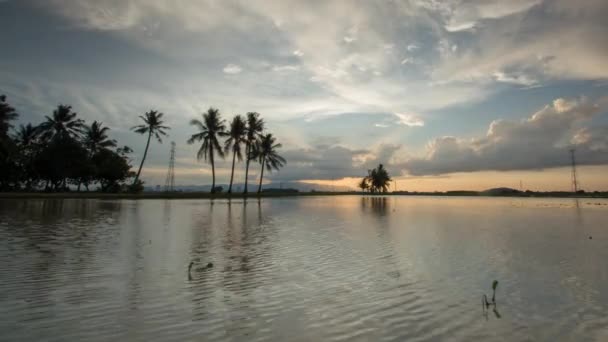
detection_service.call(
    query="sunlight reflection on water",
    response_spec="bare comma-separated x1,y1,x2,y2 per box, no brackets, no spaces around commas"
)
1,196,607,341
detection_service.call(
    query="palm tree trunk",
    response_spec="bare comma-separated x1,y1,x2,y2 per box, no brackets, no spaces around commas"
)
210,148,216,193
228,148,236,193
133,131,152,185
257,157,265,194
243,143,251,194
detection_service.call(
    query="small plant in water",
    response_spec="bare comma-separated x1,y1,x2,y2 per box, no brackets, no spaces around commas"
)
482,280,501,319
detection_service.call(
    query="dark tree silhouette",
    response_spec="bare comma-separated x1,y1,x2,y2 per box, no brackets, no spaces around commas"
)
243,112,264,194
131,110,169,186
224,114,246,193
255,133,286,193
0,95,18,137
83,121,117,154
38,105,85,141
362,164,392,193
13,123,40,190
188,107,227,193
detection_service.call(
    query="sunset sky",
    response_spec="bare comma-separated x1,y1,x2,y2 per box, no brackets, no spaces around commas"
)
1,0,607,191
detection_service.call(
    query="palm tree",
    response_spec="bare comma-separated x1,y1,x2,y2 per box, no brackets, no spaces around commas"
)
243,112,264,194
38,105,85,141
0,95,18,137
358,177,369,192
83,121,116,154
255,133,286,193
14,123,38,147
131,110,169,186
224,115,246,193
188,108,227,193
361,164,392,193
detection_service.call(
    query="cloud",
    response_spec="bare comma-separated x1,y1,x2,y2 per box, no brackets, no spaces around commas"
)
405,97,608,175
223,64,242,74
268,143,405,181
293,50,304,57
272,65,300,72
394,112,425,127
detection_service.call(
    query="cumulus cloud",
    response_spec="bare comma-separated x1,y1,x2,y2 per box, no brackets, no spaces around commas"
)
405,97,608,175
268,143,405,181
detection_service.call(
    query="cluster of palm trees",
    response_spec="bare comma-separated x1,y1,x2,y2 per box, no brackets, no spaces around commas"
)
131,107,286,194
0,96,134,191
358,164,392,193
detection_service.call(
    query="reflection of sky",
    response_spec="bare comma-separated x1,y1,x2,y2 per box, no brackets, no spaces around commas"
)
1,1,608,190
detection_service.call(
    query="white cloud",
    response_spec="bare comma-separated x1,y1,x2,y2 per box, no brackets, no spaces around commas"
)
407,44,419,51
223,64,242,74
394,112,425,127
405,97,608,175
293,50,304,57
272,65,300,72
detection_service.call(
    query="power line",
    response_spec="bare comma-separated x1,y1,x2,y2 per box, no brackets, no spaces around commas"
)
164,141,176,192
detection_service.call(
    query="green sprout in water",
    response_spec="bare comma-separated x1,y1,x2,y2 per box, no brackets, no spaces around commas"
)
482,280,501,319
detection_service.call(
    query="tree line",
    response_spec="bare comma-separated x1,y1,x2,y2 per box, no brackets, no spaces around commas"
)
0,95,285,193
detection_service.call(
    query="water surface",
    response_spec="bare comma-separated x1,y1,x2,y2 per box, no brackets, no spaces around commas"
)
1,196,607,341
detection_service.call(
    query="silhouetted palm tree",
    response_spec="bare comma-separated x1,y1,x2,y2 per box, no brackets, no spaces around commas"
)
188,108,227,193
224,115,246,193
14,123,37,147
255,133,286,193
38,105,85,141
358,177,369,192
0,95,18,137
131,110,169,186
83,121,116,154
361,165,392,193
243,112,264,194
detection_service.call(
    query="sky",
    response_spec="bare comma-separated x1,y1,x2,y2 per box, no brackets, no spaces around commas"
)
1,0,608,191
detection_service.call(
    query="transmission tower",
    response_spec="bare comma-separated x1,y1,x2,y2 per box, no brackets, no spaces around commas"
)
164,141,176,192
570,148,578,193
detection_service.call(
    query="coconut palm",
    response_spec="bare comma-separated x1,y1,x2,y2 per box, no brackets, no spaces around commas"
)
360,164,392,193
255,133,286,193
13,123,38,147
131,110,169,186
37,105,85,141
0,95,18,137
83,121,116,154
224,115,247,193
188,108,227,193
358,177,369,192
243,112,264,194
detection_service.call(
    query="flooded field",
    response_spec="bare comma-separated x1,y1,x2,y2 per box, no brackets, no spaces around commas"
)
1,196,607,341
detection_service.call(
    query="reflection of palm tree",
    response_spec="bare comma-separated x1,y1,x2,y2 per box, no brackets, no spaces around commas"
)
131,110,169,185
38,105,85,141
255,134,286,193
243,112,264,194
188,108,227,193
83,121,116,154
224,115,246,193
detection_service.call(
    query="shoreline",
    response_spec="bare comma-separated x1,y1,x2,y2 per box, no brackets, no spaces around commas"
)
1,192,607,200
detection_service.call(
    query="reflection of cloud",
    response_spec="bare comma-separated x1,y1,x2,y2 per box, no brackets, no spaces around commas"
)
406,97,608,175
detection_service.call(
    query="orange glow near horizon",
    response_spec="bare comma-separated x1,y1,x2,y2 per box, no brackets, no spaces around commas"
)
302,165,608,192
